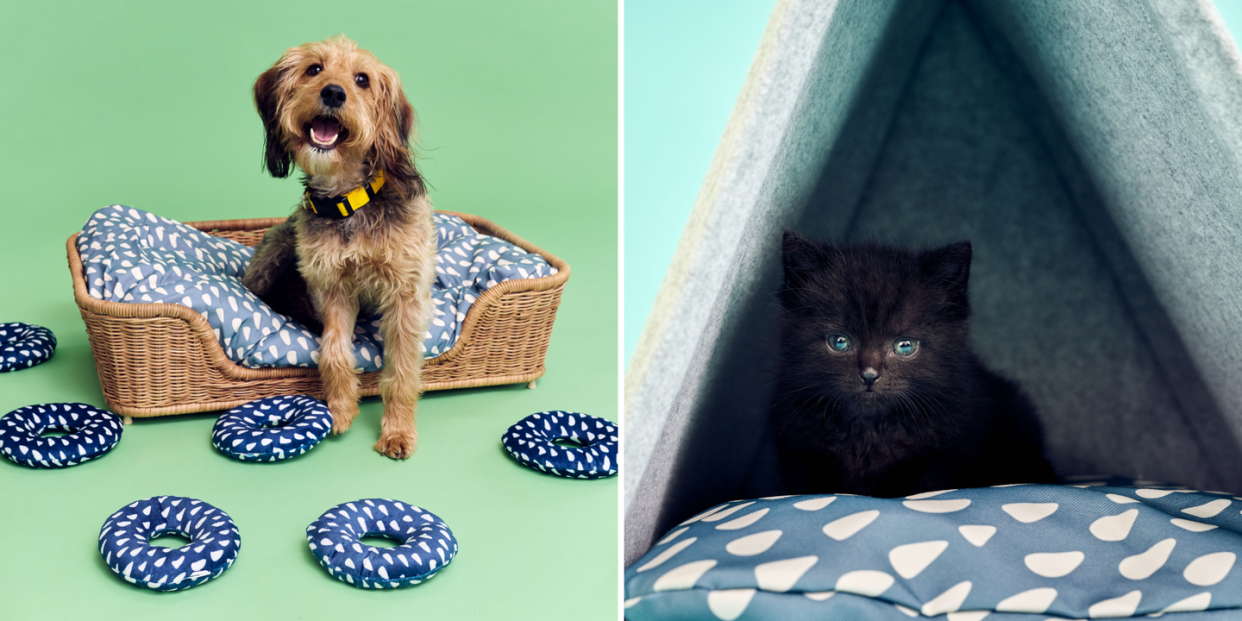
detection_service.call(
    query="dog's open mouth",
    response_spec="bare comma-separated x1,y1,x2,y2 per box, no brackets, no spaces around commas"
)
306,117,348,150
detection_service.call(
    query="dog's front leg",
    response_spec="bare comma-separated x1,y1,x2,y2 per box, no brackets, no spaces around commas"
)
373,285,429,460
314,284,361,434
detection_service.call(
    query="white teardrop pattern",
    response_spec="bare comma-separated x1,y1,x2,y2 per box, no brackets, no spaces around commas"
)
624,482,1242,620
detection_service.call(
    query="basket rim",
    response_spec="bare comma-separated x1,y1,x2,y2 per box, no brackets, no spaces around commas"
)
67,209,570,381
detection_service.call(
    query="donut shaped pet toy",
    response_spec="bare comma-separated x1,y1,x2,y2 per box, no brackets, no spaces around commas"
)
0,403,122,468
211,395,332,462
501,411,618,479
307,498,458,589
99,496,241,591
0,322,56,372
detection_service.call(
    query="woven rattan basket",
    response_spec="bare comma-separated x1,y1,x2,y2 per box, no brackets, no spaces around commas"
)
66,211,570,418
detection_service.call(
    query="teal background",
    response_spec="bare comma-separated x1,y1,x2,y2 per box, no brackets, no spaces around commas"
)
0,1,617,619
1220,1,1242,38
622,0,775,364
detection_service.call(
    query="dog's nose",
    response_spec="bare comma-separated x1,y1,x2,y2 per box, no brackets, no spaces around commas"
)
320,84,347,108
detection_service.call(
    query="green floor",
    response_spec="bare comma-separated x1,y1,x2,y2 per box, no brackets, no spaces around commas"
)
0,1,618,618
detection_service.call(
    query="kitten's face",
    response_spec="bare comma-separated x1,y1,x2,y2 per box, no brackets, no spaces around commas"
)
778,233,973,415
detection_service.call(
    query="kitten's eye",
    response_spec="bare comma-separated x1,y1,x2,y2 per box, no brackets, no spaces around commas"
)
306,63,323,77
893,338,919,357
827,334,852,352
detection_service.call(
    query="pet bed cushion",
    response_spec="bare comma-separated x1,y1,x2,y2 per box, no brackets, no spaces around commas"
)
76,205,558,371
502,411,619,479
210,395,331,462
624,479,1242,620
0,403,122,468
98,496,241,591
0,322,56,372
306,498,458,589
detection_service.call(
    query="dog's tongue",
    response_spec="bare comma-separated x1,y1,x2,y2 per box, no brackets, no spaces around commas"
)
311,118,340,144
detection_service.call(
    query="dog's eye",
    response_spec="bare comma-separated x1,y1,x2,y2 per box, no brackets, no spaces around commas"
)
306,64,323,77
355,73,369,89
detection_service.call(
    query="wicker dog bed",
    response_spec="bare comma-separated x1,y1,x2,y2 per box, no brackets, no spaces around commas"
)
66,211,569,418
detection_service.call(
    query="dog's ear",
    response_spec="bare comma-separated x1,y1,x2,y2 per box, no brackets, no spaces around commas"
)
372,76,423,196
393,93,414,145
254,65,292,178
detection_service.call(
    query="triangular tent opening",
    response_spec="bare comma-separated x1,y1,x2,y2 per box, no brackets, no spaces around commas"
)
625,0,1242,565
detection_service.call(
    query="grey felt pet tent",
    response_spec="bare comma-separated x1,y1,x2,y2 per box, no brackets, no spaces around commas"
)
624,0,1242,566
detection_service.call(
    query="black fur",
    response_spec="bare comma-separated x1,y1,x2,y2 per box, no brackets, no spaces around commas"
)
771,231,1055,497
240,216,323,333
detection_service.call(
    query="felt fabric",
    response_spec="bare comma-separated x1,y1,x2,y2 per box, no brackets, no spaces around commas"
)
76,205,557,369
0,403,122,468
624,0,1242,566
306,498,458,589
502,411,619,479
0,322,56,372
625,479,1242,620
98,496,241,592
210,395,332,462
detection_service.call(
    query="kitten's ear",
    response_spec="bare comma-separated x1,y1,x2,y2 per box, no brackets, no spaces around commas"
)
922,241,972,318
781,231,830,307
782,231,824,279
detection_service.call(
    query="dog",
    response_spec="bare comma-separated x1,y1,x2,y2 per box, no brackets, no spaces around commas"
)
242,36,436,460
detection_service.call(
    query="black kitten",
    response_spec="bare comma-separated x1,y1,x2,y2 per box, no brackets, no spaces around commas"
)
771,232,1055,497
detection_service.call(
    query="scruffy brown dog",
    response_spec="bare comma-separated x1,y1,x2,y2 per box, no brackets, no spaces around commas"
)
242,36,435,460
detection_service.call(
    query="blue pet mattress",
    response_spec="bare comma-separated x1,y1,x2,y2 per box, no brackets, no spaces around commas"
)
76,206,558,370
624,479,1242,619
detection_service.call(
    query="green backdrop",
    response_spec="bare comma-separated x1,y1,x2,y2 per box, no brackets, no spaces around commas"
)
0,1,617,619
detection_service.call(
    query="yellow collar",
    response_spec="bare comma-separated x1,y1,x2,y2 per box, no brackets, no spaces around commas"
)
303,170,385,219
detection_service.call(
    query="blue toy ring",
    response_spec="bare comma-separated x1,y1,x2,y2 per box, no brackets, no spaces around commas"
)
0,322,56,372
307,498,458,589
98,496,241,591
211,395,332,462
501,411,619,479
0,403,122,468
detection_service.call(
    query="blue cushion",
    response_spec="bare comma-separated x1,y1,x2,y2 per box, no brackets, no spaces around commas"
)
211,395,331,462
502,411,618,479
76,206,558,369
0,403,122,468
98,496,241,591
306,498,458,589
625,479,1242,619
0,322,55,372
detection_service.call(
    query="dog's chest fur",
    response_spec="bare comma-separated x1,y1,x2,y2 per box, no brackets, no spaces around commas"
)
292,193,436,303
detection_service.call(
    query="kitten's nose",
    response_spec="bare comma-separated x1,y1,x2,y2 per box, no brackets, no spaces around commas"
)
860,367,880,387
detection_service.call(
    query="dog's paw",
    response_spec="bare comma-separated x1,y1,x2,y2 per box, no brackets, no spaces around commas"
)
329,401,359,435
375,430,418,460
